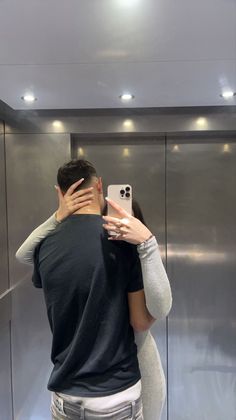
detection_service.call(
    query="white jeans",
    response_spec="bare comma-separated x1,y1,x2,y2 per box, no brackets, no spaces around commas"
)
51,380,143,419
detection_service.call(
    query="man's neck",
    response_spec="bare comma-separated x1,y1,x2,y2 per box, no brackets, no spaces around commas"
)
73,204,101,215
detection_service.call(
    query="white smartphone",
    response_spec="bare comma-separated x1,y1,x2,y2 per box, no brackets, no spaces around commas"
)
107,184,132,218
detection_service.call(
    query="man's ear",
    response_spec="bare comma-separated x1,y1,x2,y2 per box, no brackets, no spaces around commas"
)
55,185,65,198
97,177,103,193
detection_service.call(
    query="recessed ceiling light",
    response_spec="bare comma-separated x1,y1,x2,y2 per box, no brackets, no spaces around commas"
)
119,93,134,101
78,147,85,156
123,119,134,128
21,94,37,103
220,91,236,99
223,144,230,153
123,148,130,157
52,120,63,128
173,145,180,152
196,117,208,127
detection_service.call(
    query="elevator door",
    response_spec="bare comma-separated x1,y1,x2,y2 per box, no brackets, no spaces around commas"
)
72,135,168,420
167,136,236,420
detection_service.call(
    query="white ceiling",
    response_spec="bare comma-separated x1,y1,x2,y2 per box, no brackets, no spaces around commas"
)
0,0,236,110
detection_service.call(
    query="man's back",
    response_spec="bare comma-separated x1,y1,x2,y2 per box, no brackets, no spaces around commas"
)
33,214,143,397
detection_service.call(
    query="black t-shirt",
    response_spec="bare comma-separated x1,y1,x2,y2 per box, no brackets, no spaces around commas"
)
33,214,143,397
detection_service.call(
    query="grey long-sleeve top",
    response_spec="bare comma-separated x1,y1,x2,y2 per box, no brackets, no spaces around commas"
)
16,214,172,320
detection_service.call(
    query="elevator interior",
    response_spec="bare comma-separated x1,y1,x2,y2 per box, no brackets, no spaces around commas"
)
0,113,236,420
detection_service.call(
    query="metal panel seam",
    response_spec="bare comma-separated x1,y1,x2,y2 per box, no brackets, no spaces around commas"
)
165,134,169,420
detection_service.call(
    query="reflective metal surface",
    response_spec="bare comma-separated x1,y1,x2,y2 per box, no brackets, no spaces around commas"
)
6,133,70,419
72,136,167,420
2,103,236,135
0,131,8,294
1,127,236,420
0,322,13,420
167,136,236,420
0,123,12,420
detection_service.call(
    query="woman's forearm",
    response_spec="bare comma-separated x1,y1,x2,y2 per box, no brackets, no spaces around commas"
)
137,236,172,320
16,214,172,321
15,214,59,265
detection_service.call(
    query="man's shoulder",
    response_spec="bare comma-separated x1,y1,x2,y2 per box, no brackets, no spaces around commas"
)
34,223,61,256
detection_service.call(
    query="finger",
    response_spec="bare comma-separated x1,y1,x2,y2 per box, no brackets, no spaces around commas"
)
71,187,94,199
102,224,120,233
120,226,129,233
108,232,125,241
71,200,92,209
64,178,84,196
108,236,122,241
105,197,130,217
121,217,130,226
102,215,122,224
72,193,93,204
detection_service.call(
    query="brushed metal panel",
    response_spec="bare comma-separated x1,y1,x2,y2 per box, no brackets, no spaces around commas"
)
0,322,13,420
6,133,71,419
72,136,167,420
0,292,11,329
4,107,236,135
0,119,3,134
6,133,70,286
167,137,236,420
11,279,52,420
0,133,8,294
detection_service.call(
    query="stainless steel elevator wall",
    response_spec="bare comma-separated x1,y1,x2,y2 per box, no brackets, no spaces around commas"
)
0,126,13,420
72,136,168,420
3,132,236,420
0,128,8,294
167,136,236,420
6,133,71,420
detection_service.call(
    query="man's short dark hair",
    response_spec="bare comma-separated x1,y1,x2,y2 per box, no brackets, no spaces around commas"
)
57,160,97,193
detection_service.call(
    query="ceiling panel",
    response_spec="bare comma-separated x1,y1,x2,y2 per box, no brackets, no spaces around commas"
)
1,60,235,109
0,0,235,63
0,0,236,109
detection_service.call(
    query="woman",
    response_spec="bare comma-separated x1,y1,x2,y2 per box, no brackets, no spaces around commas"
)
16,179,172,420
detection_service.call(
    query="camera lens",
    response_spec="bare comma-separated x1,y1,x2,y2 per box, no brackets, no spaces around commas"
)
125,192,130,198
125,186,130,192
120,189,125,195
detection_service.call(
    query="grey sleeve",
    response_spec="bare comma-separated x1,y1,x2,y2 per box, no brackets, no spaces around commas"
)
137,236,172,320
15,214,59,265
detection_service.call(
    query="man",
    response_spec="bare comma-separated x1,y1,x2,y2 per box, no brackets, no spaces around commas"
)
33,159,154,420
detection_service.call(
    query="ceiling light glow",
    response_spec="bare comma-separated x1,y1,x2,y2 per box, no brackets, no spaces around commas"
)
21,94,37,103
196,117,208,127
52,120,63,128
123,148,130,157
223,144,230,153
118,0,140,7
173,145,180,152
120,93,134,101
220,91,236,99
123,119,134,128
78,147,85,156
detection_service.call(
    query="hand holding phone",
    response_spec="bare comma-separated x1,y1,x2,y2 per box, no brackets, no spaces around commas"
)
103,196,153,244
107,184,132,236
